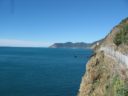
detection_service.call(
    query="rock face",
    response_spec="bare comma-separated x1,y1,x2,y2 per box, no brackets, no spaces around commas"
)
78,18,128,96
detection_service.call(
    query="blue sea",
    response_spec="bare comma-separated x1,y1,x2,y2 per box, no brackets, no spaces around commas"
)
0,47,93,96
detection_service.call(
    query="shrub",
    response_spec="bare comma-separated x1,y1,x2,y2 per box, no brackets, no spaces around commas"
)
113,75,128,96
114,24,128,46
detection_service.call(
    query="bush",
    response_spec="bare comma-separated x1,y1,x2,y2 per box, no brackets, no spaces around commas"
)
113,75,128,96
114,32,123,46
114,24,128,46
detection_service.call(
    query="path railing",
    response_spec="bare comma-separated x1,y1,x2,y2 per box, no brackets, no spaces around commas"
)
100,47,128,68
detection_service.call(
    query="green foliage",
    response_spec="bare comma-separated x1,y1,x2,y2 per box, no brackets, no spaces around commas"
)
114,31,123,46
114,24,128,46
114,77,124,96
113,75,128,96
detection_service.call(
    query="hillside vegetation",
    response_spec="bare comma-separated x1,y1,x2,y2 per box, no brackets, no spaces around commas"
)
114,18,128,46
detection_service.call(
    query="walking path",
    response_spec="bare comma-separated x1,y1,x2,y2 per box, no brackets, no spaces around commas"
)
100,47,128,68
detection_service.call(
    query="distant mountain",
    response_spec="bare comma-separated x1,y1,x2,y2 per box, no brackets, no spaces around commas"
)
49,41,102,49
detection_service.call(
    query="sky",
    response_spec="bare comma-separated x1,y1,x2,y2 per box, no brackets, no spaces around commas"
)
0,0,128,47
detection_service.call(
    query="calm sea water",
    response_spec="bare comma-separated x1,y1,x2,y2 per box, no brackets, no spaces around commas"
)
0,47,93,96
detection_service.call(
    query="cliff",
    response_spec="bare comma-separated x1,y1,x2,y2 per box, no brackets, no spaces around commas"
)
78,18,128,96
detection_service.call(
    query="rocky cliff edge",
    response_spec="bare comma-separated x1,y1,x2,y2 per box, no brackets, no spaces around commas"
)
78,18,128,96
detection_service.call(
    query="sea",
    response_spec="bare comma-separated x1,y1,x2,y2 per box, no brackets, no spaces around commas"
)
0,47,93,96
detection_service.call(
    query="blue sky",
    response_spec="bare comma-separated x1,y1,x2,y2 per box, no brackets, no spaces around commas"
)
0,0,128,47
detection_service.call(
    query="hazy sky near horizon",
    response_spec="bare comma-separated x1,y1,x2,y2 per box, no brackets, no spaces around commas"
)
0,0,128,47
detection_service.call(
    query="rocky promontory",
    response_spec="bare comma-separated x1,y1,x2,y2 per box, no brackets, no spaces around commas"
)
49,41,102,49
78,18,128,96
